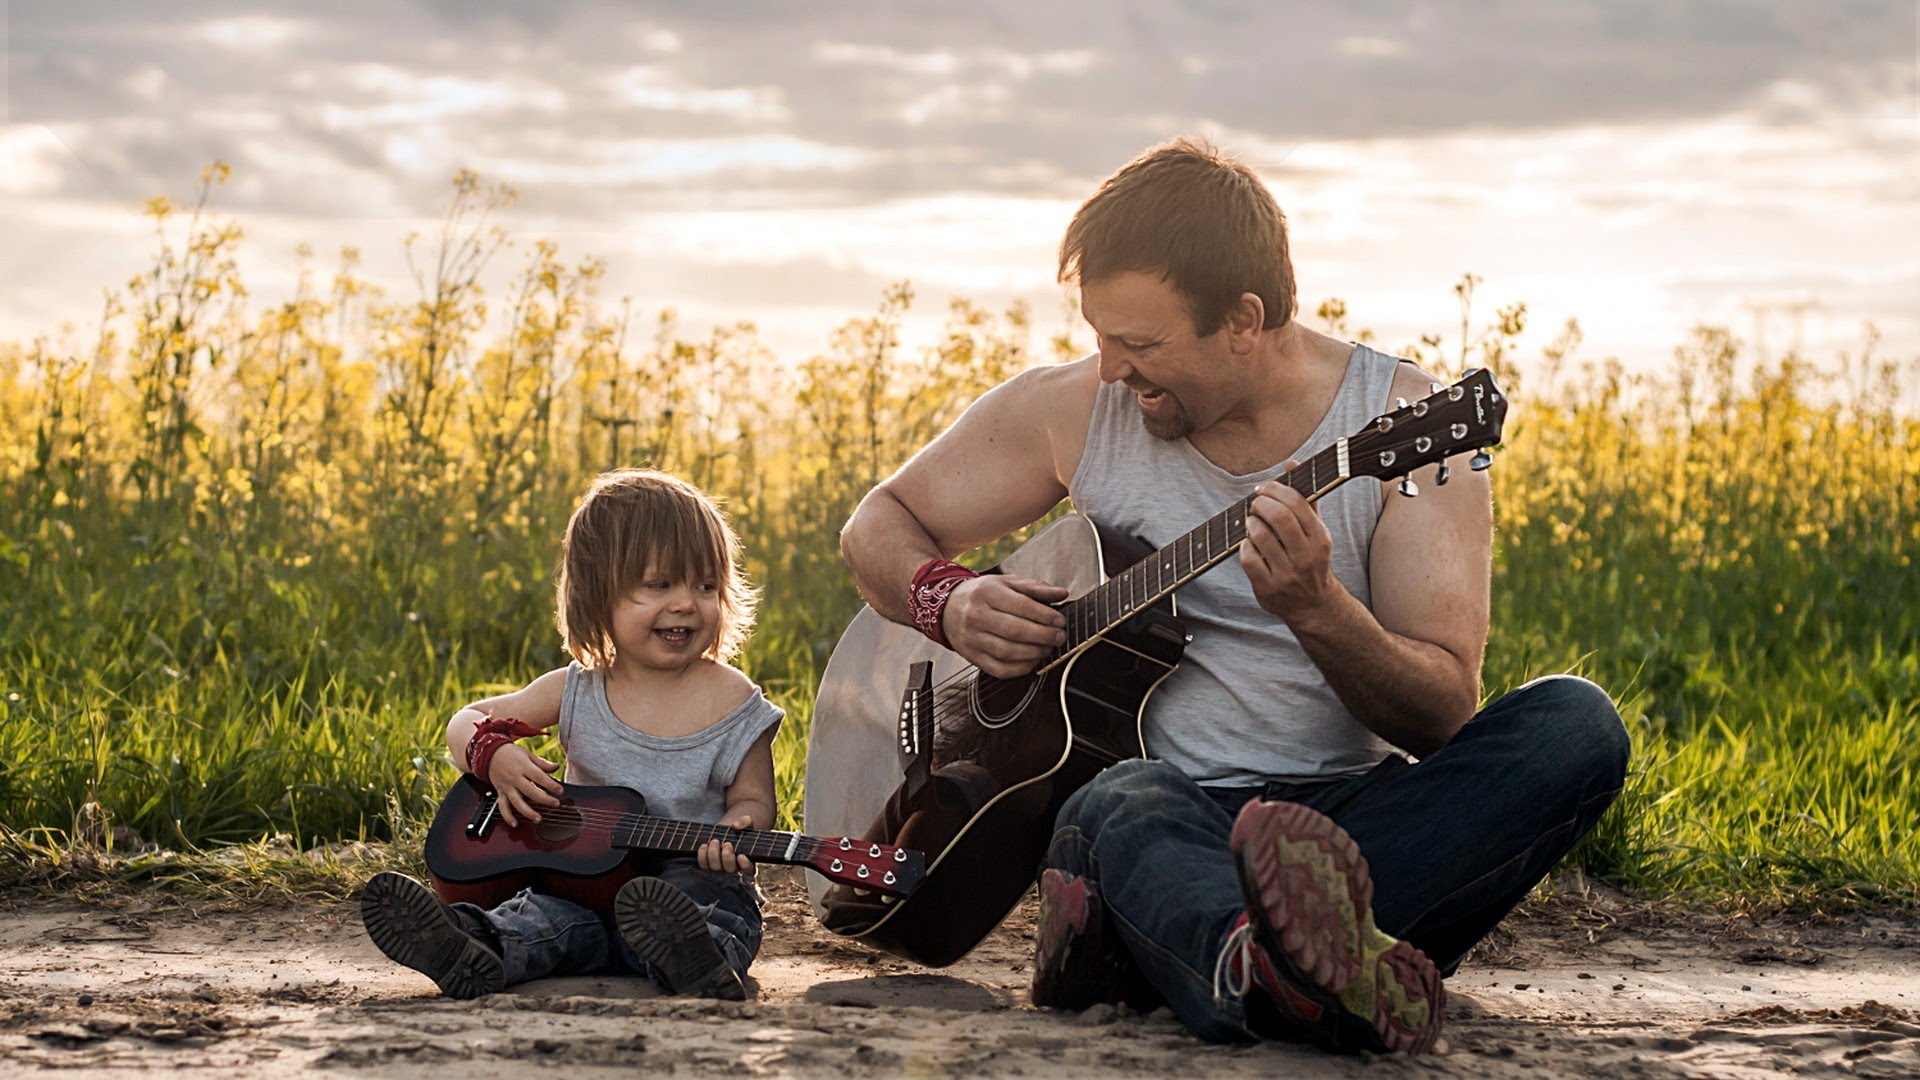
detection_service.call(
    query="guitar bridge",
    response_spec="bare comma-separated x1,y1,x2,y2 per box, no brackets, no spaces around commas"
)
897,660,934,800
466,791,501,839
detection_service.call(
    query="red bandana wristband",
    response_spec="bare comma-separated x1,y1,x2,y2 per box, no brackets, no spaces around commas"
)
465,715,548,785
909,558,980,648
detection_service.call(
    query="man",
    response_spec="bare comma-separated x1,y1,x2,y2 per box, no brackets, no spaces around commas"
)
838,138,1628,1054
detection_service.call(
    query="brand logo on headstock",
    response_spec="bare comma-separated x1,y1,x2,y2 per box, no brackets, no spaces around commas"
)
1473,384,1486,426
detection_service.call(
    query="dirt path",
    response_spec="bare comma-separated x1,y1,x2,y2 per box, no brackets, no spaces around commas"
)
3,869,1917,1077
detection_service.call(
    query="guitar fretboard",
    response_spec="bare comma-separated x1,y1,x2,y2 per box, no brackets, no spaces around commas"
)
1056,440,1348,658
612,815,819,864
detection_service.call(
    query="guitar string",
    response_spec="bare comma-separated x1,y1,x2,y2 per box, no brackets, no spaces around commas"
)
906,418,1472,737
910,482,1285,735
471,804,914,872
460,809,917,886
471,805,830,857
905,443,1350,733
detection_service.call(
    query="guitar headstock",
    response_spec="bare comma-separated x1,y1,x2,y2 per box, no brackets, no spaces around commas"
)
1347,368,1508,487
806,836,926,897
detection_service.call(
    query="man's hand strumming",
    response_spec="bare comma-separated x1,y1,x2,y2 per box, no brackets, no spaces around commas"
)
942,575,1069,678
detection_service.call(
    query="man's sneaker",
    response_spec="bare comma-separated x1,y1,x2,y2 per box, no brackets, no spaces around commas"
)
360,871,506,999
1220,800,1444,1054
614,877,747,1001
1031,868,1125,1009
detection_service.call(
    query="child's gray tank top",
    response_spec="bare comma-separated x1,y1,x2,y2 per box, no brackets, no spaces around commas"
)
556,662,784,823
1067,343,1407,785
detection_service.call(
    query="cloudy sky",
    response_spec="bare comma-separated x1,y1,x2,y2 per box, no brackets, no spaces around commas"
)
4,1,1916,376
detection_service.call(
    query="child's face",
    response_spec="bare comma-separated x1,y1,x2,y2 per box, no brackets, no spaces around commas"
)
610,571,723,672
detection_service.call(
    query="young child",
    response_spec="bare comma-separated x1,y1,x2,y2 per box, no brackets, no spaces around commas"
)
361,468,782,1001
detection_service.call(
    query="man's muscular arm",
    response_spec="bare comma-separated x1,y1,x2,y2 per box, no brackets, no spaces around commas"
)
841,362,1094,677
1240,368,1492,758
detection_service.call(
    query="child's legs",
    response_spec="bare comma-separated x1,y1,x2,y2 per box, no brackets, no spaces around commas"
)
651,858,764,979
463,889,629,985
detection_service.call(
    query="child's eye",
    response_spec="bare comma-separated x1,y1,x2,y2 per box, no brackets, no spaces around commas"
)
698,582,719,593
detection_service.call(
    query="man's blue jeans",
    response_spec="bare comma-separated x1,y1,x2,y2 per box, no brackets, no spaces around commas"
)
1045,674,1630,1042
453,857,762,988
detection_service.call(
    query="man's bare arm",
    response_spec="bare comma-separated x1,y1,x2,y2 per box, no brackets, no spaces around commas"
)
1241,366,1491,757
841,361,1095,676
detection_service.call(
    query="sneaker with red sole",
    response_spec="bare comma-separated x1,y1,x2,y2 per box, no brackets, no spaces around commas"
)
1218,799,1445,1054
1030,868,1151,1010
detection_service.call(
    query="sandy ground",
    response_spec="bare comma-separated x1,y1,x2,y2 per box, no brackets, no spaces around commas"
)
2,868,1917,1078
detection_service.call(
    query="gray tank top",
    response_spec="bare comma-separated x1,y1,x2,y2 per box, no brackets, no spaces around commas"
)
556,662,784,823
1067,343,1406,784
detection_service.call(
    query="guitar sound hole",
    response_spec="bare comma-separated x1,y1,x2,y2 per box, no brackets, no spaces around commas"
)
971,674,1040,729
535,806,584,844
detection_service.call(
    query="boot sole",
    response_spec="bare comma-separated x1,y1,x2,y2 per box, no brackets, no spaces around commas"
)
614,877,747,1001
359,871,505,1000
1228,801,1444,1054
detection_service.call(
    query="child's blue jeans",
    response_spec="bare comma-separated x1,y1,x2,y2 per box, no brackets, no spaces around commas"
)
454,856,762,988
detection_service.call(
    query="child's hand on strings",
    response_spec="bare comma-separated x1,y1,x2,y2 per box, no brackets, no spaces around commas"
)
698,812,755,874
489,744,563,826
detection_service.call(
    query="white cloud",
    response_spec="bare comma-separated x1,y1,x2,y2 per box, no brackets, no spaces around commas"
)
196,15,307,51
607,67,788,121
1336,36,1409,59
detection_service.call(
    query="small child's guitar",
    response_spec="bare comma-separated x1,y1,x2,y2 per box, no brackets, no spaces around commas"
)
425,774,926,911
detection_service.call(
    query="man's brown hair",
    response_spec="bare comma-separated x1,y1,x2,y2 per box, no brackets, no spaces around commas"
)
1058,137,1296,336
556,469,758,669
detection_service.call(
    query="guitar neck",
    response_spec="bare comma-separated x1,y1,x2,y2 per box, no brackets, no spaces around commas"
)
1052,441,1350,661
611,815,817,865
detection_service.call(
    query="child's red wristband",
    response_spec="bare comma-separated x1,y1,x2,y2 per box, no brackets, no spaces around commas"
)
465,715,547,785
908,558,980,648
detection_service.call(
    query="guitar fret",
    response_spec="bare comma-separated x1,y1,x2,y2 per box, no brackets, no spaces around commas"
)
1064,391,1451,647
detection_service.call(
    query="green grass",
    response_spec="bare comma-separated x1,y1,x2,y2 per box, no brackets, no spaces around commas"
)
1,170,1915,912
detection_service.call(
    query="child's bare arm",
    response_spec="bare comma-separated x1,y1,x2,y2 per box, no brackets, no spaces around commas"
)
699,728,779,874
446,667,568,826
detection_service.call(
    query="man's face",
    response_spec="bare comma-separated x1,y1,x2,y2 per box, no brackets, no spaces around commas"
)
1080,271,1229,440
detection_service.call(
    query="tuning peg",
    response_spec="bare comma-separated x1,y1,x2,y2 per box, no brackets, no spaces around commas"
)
1469,450,1494,471
1429,381,1442,394
1397,477,1419,497
1435,464,1451,486
1394,396,1409,409
1464,367,1482,378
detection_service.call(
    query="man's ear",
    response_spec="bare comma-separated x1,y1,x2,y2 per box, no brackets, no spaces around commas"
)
1226,292,1265,355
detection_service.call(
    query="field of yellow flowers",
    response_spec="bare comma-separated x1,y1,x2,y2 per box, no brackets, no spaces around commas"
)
2,170,1915,910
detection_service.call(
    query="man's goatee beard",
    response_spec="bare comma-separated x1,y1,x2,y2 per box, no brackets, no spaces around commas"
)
1141,405,1194,441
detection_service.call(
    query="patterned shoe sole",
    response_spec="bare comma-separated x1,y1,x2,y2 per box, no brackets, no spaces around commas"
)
1228,801,1444,1054
614,877,747,1001
1030,868,1104,1009
359,871,505,1000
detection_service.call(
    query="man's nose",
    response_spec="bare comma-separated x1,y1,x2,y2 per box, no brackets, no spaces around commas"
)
1095,345,1131,385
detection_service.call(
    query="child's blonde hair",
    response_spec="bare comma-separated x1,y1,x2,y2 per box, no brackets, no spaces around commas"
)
556,469,758,669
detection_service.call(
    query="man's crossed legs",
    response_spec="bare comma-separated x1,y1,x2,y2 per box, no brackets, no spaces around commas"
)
1033,674,1630,1052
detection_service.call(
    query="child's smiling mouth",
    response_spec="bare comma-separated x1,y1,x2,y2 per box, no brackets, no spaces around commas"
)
655,626,696,646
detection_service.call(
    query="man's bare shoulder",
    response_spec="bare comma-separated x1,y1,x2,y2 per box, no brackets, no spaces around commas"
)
990,355,1101,484
1386,357,1444,401
996,353,1100,406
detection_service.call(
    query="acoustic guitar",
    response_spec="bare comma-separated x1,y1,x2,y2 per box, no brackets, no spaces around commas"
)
802,368,1508,966
425,774,926,910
